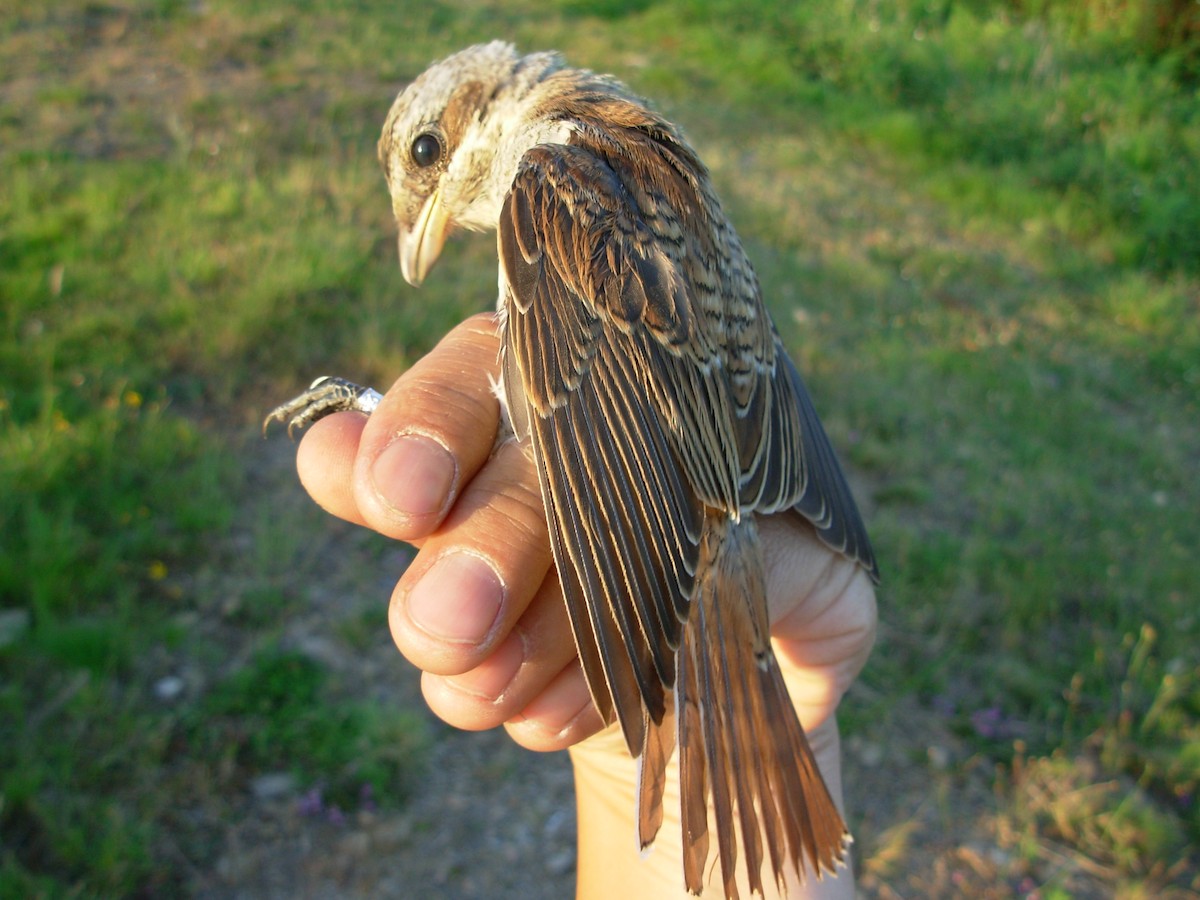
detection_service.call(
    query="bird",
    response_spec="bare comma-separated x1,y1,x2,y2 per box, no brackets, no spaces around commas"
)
267,41,878,898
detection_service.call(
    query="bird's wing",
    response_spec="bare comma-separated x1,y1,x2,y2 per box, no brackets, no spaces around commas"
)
775,349,880,580
735,325,879,580
497,130,874,751
499,139,707,747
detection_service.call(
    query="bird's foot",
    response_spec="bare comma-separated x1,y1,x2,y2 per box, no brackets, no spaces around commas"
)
263,376,383,440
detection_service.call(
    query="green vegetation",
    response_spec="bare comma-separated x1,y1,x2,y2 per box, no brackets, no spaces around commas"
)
191,648,428,810
2,0,1196,894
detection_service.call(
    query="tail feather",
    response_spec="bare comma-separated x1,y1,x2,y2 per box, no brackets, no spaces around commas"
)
639,513,849,896
637,705,674,850
676,633,710,891
760,663,850,875
694,595,740,898
709,561,767,898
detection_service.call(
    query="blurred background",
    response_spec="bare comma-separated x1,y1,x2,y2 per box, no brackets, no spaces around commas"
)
2,1,1197,896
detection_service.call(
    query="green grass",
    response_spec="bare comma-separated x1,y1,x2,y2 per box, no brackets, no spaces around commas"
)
190,647,429,811
2,0,1197,894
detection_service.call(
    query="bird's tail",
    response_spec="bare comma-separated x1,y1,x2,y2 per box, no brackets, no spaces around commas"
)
638,513,850,898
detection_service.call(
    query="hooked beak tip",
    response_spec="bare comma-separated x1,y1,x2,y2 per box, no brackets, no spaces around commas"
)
399,245,424,287
398,190,449,288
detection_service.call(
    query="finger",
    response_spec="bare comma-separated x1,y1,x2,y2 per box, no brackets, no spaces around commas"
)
388,438,553,676
419,569,580,732
296,411,370,527
761,513,877,728
353,312,504,542
503,657,607,752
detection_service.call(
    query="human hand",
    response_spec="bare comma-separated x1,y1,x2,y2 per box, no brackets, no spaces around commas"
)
293,311,877,896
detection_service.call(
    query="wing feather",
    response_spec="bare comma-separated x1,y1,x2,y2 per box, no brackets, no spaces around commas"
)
776,350,880,580
534,399,645,744
499,140,708,749
569,376,672,688
497,119,876,782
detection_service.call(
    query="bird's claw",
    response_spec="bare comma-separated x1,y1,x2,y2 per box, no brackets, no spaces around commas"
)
262,376,383,440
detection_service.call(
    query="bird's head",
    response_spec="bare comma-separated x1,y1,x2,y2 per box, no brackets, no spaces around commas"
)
377,42,569,286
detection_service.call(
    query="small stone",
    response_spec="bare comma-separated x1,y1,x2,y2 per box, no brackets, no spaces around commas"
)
856,740,885,768
153,675,185,701
294,634,346,671
546,849,575,876
0,608,31,648
543,808,572,841
251,772,297,800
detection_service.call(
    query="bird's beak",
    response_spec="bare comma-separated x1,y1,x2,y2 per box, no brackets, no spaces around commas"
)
398,189,450,287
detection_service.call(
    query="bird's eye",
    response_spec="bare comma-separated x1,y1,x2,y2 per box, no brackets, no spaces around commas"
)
411,133,442,168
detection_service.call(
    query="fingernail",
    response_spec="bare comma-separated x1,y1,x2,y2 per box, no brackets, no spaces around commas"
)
406,552,504,644
371,434,456,520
